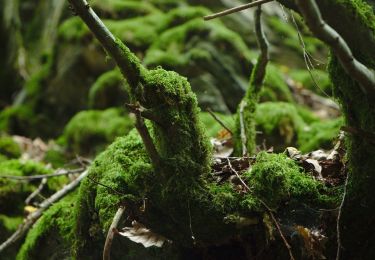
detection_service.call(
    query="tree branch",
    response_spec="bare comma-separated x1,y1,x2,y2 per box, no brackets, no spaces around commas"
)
103,206,126,260
203,0,273,21
250,6,269,93
67,0,142,88
0,169,89,253
295,0,375,95
0,167,85,180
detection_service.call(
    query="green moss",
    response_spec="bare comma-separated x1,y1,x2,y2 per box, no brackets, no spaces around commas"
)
259,63,294,103
244,152,324,208
60,108,133,155
88,69,129,109
0,135,21,159
0,159,52,214
17,194,77,260
289,69,332,95
255,102,306,150
144,17,253,69
90,0,158,19
0,215,23,260
298,117,343,153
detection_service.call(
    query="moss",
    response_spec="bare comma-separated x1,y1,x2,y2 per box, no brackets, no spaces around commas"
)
144,17,253,71
289,69,332,95
0,135,21,159
59,6,208,52
298,117,343,153
254,102,306,151
60,108,133,155
244,152,325,208
0,215,23,260
88,69,129,109
0,159,52,214
90,0,159,19
259,63,294,103
17,194,77,260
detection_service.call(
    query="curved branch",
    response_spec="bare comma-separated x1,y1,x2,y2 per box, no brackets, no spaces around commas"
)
295,0,375,95
67,0,142,88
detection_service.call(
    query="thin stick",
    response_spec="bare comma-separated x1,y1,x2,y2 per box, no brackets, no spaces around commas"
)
226,158,295,260
259,199,295,260
227,158,250,191
336,171,349,260
103,206,126,260
0,169,89,253
239,100,248,156
203,0,273,21
207,108,233,135
0,167,85,180
25,177,47,205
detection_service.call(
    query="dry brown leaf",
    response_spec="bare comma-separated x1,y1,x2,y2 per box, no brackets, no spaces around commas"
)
118,221,169,248
211,138,233,158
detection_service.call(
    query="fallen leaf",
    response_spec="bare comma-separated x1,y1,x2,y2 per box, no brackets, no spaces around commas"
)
118,221,169,248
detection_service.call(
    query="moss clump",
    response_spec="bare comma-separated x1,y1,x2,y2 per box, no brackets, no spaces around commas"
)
88,69,129,109
298,117,343,153
0,215,23,260
289,69,332,96
259,64,294,103
0,159,53,214
60,108,133,155
255,102,306,151
244,152,324,209
0,135,21,159
17,194,77,260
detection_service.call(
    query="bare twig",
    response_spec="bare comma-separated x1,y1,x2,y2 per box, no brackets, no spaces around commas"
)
259,199,295,260
25,178,47,205
239,101,248,156
336,170,349,260
0,167,85,180
125,103,164,126
103,206,126,260
207,108,233,135
87,175,126,196
295,0,375,95
226,158,295,260
251,6,269,92
203,0,273,21
226,158,250,191
0,169,89,253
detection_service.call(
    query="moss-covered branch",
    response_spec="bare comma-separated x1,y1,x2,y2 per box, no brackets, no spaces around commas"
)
295,0,375,95
236,6,269,155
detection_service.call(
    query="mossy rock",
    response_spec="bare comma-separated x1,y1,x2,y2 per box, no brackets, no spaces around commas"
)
0,135,21,159
144,17,255,112
88,69,129,109
254,102,340,152
59,108,133,155
0,159,63,215
289,69,332,96
298,117,343,153
259,63,294,103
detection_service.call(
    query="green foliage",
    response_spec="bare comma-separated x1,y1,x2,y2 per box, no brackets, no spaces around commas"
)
59,108,133,155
